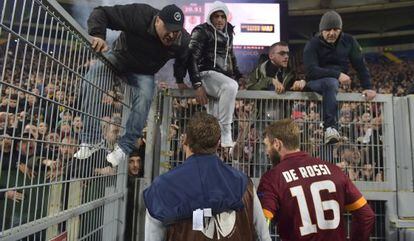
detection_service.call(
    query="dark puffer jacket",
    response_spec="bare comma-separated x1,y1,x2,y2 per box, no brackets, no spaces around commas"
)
87,3,191,83
303,33,371,89
188,22,242,84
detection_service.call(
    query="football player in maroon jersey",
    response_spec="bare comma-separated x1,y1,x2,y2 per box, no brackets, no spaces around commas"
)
258,119,375,241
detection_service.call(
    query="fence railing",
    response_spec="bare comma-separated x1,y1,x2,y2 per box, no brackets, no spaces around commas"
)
2,0,414,240
0,0,130,240
144,89,412,241
157,90,395,190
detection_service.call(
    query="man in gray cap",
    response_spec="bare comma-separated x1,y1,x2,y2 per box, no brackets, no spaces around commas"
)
303,10,376,144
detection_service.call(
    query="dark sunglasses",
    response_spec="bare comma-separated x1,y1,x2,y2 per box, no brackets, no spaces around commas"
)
276,51,290,56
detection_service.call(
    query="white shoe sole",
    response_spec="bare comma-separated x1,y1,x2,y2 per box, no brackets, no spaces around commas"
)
74,141,105,159
221,141,236,148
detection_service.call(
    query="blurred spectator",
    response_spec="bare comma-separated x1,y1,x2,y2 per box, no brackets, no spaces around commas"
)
24,124,39,139
124,145,145,240
72,116,83,135
44,132,60,158
247,41,306,93
38,122,48,139
58,120,72,137
0,134,13,170
103,116,122,148
1,93,21,112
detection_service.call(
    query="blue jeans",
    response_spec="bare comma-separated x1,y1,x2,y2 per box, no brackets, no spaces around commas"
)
81,52,155,154
306,77,339,129
118,74,154,154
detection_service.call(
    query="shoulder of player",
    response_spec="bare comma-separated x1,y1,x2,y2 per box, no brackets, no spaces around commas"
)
324,162,348,177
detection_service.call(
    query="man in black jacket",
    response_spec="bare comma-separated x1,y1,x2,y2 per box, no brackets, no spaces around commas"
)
188,1,242,148
303,10,376,145
75,4,193,166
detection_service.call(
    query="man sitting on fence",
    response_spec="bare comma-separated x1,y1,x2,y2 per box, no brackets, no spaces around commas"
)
303,10,376,144
143,112,271,241
246,41,306,93
246,41,307,122
188,1,244,148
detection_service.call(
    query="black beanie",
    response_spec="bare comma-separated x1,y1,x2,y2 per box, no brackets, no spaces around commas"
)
319,10,342,31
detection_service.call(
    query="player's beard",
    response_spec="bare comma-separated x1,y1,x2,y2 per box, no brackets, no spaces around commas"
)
268,146,281,167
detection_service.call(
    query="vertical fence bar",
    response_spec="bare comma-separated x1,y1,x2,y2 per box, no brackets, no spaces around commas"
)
0,0,130,240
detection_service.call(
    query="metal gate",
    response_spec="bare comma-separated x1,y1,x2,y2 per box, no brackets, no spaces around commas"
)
150,89,406,241
0,0,130,240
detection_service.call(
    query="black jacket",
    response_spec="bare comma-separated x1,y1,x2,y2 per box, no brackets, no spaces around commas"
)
188,23,242,85
88,3,190,82
303,32,371,89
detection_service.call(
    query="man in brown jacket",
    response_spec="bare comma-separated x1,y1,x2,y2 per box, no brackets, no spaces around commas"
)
143,113,271,241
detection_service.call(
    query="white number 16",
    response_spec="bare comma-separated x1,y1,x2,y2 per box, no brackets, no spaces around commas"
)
290,180,340,236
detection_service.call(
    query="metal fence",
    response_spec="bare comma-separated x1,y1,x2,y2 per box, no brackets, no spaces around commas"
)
152,89,399,240
1,0,414,240
158,90,394,189
0,0,130,240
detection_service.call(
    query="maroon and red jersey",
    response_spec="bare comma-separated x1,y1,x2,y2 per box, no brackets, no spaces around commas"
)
258,151,368,241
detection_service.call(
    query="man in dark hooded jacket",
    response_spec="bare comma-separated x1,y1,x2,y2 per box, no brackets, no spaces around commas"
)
188,1,243,148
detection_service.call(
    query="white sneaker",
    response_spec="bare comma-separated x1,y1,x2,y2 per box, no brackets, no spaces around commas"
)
73,140,105,160
221,141,235,148
221,133,235,148
74,141,104,159
220,124,235,148
324,127,340,145
106,145,127,167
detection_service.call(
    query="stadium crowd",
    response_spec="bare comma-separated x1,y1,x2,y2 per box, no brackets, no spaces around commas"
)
1,3,413,239
0,43,145,233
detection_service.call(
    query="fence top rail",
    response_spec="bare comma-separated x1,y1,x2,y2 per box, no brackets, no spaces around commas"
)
42,0,118,71
165,89,394,102
43,0,91,44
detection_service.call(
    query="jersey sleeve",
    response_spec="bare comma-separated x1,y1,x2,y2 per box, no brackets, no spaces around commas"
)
257,170,278,220
343,175,367,212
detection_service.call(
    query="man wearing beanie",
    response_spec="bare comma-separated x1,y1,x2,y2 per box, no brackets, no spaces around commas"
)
187,1,244,148
76,4,197,166
303,10,376,144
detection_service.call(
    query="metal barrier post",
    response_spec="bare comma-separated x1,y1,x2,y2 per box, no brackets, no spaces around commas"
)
395,96,414,219
67,181,82,241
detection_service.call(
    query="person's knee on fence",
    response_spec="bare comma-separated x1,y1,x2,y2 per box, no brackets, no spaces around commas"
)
224,80,239,96
322,77,339,93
